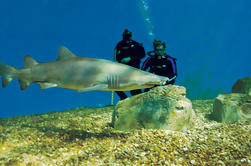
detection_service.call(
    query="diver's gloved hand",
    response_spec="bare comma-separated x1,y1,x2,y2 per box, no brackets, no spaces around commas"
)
121,57,131,63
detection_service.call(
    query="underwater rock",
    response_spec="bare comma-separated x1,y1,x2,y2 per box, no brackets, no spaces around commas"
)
208,93,251,123
112,85,195,131
232,77,251,95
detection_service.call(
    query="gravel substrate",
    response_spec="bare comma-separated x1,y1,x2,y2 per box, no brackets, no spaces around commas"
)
0,100,250,165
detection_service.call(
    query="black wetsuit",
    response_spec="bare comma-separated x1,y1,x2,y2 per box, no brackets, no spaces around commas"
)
115,40,145,100
142,53,177,92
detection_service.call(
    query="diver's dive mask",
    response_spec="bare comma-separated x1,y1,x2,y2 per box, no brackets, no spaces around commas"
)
153,40,166,56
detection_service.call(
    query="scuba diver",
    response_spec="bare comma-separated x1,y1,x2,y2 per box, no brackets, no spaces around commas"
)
114,29,146,100
142,40,177,92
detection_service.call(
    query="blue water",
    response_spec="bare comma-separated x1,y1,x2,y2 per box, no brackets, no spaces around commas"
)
0,0,250,118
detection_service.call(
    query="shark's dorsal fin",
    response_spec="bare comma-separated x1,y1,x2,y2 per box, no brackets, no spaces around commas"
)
24,55,38,68
57,46,77,61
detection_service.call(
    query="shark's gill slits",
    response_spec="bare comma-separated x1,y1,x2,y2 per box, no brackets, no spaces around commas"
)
116,75,119,89
114,75,119,89
107,75,119,89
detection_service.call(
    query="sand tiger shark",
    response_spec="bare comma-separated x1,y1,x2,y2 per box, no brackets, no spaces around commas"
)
0,46,171,92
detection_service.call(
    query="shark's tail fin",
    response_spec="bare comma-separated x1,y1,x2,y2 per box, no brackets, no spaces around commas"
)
0,62,16,88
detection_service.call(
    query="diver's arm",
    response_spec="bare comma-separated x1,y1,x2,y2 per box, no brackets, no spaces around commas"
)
114,47,123,62
121,57,131,63
138,43,146,59
166,56,178,77
114,48,117,61
141,57,151,71
132,43,145,60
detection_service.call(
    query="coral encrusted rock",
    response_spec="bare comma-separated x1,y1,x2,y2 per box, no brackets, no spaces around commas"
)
232,77,251,95
208,93,251,123
112,85,195,131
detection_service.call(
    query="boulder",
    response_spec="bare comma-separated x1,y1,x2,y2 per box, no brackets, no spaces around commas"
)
207,93,251,123
232,77,251,95
112,85,195,131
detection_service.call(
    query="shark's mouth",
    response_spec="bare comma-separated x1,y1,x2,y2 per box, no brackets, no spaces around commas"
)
145,78,171,87
145,82,162,86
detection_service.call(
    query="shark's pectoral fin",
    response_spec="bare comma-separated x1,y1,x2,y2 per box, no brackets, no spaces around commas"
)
39,82,58,90
76,84,108,93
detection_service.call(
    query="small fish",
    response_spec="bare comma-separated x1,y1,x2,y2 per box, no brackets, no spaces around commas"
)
0,46,170,92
